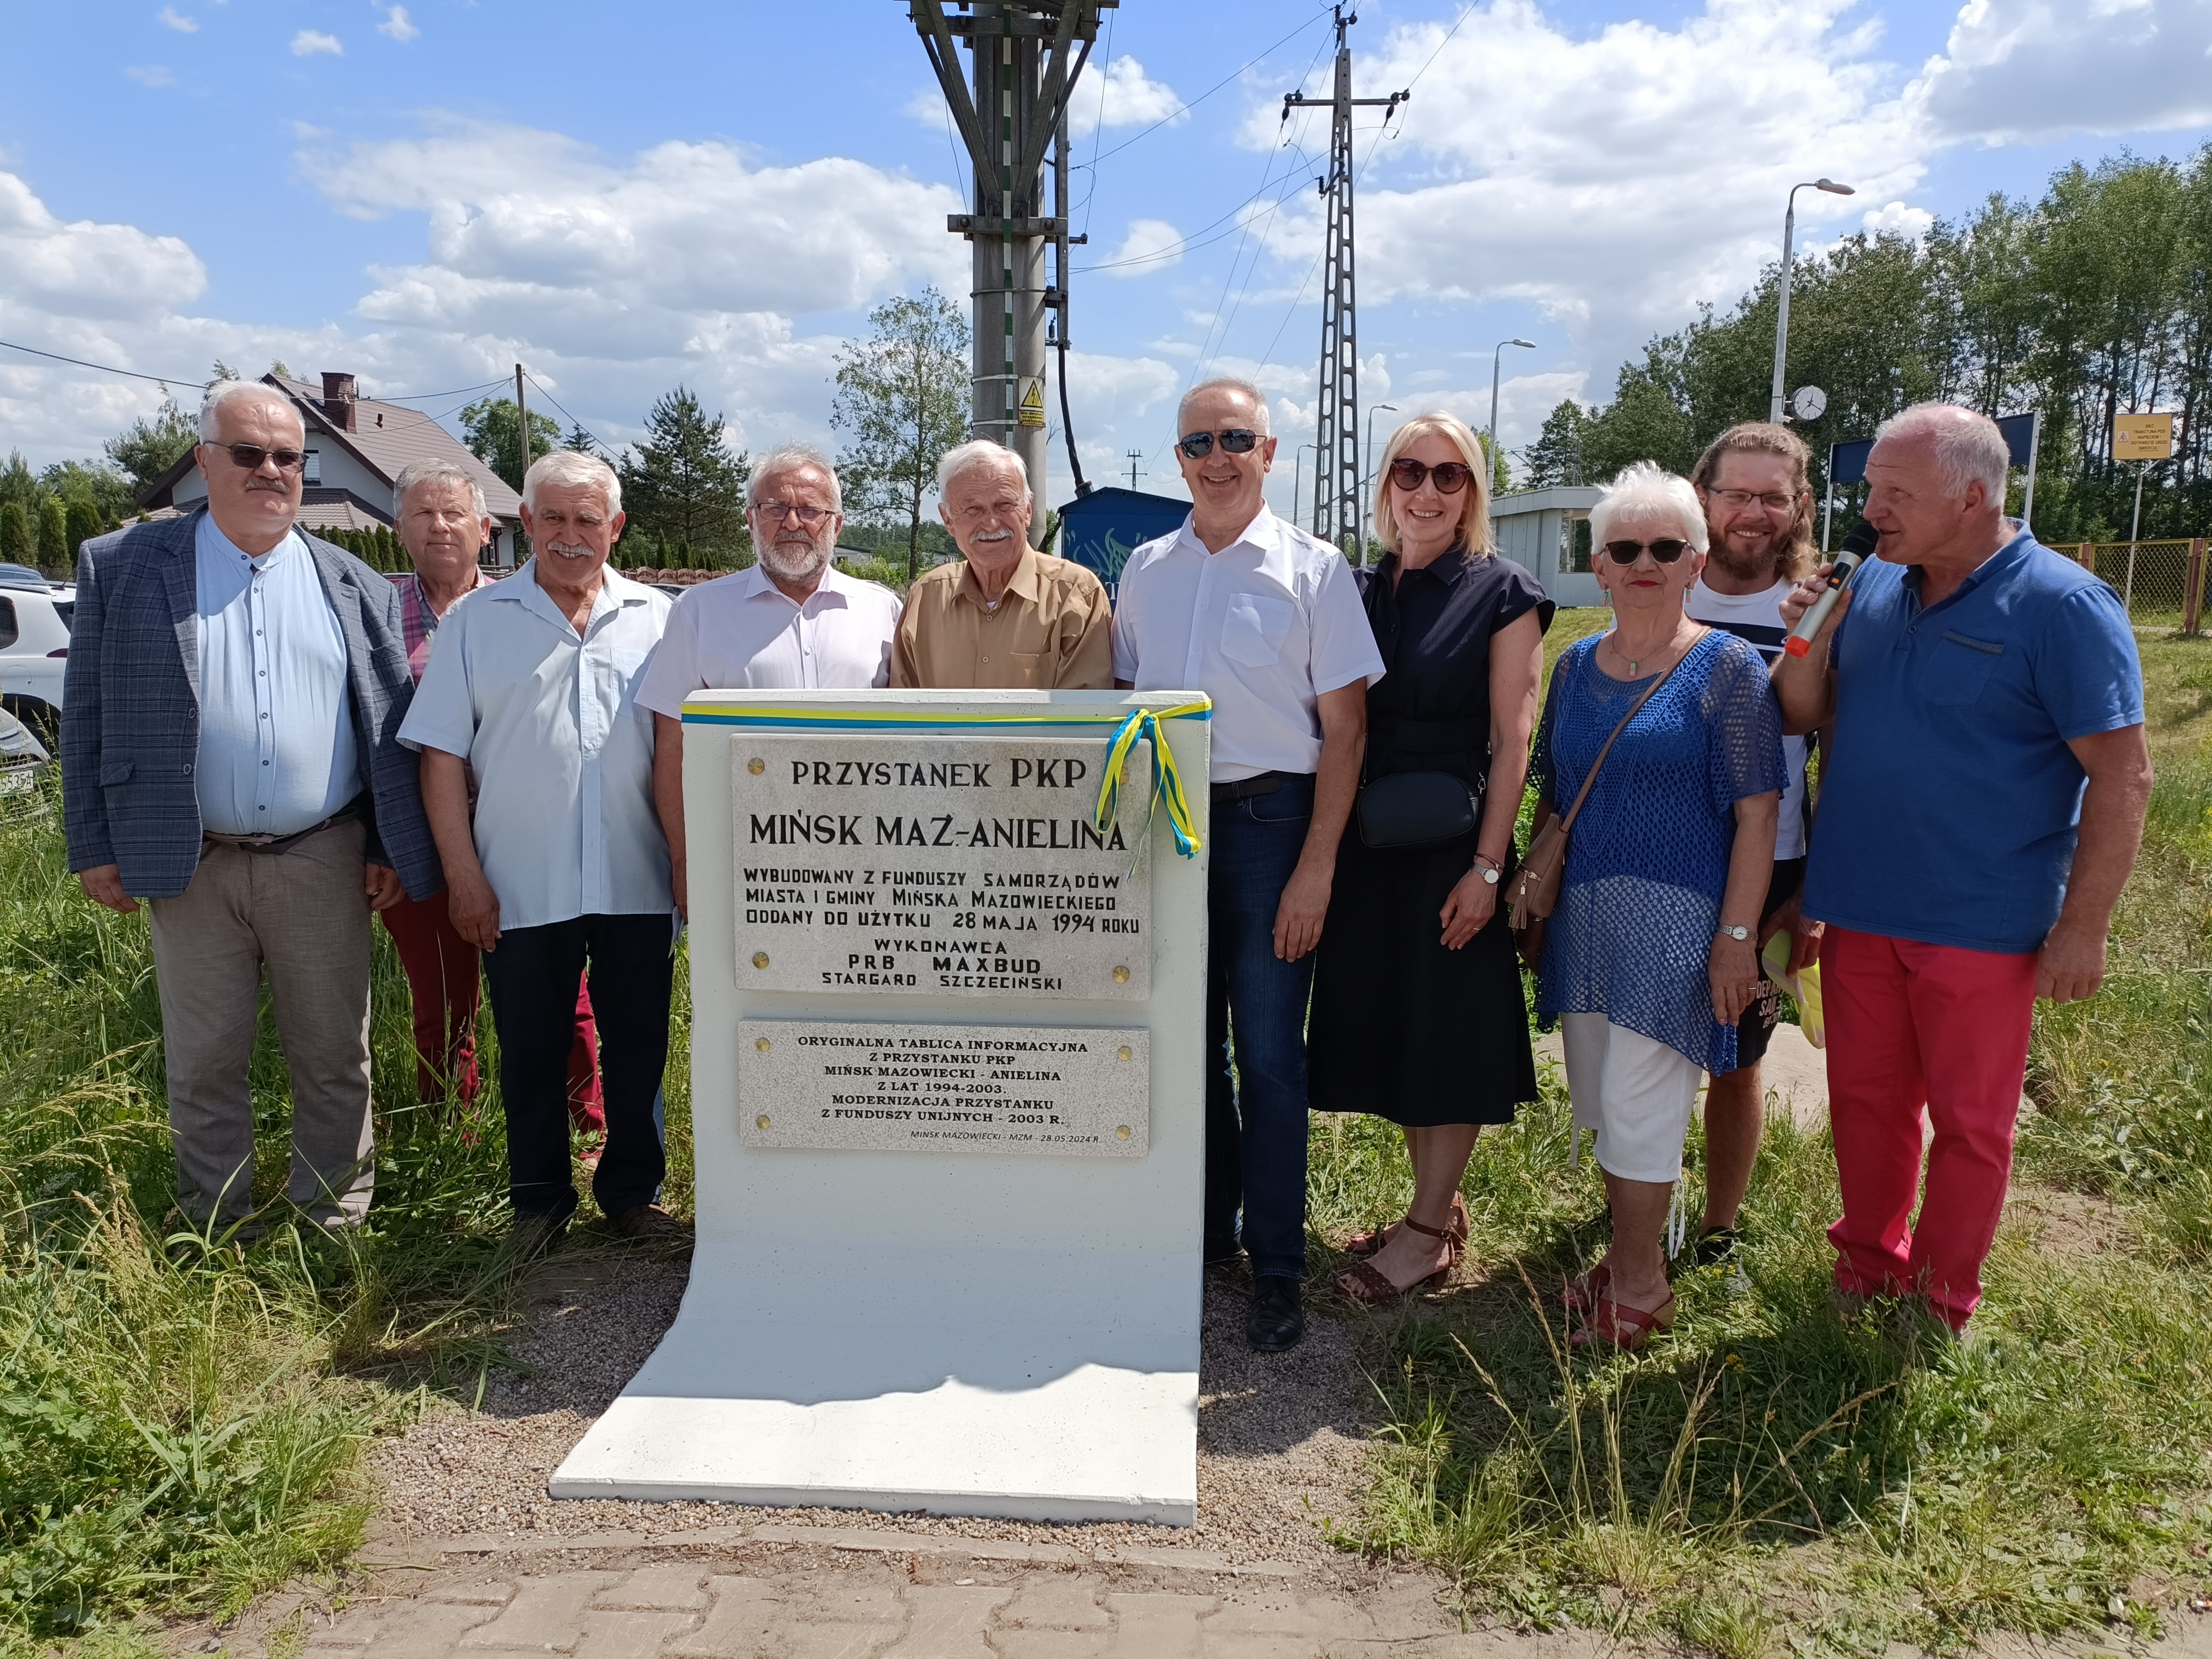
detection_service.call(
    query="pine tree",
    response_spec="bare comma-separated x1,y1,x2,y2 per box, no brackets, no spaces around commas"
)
616,388,749,568
0,502,31,566
64,500,100,560
38,498,66,569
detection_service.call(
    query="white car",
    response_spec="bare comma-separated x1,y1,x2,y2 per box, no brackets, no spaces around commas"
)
0,564,72,743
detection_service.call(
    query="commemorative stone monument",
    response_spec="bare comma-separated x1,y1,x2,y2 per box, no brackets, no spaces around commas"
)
551,691,1210,1524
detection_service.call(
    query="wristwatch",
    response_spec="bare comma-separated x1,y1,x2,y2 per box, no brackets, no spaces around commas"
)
1473,854,1502,886
1715,923,1751,941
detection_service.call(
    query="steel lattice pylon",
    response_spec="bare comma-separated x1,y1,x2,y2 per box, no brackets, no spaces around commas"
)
1284,10,1405,562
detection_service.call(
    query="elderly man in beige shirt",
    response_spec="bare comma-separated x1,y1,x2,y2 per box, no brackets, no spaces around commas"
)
891,440,1113,690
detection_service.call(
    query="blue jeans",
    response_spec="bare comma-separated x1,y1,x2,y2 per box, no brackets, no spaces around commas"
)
1205,774,1316,1282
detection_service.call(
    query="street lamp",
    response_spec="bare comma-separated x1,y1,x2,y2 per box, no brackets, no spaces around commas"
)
1769,178,1854,423
1489,338,1535,478
1359,405,1397,566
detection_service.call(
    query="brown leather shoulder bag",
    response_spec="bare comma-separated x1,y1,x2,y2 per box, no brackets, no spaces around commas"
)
1507,637,1701,971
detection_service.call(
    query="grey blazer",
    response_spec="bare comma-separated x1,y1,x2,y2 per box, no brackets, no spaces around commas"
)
61,508,443,902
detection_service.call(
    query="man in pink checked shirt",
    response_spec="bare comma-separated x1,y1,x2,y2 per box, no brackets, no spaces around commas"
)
380,459,608,1160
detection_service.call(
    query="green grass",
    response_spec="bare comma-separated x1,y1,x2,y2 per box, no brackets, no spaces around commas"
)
1312,623,2212,1653
0,792,696,1651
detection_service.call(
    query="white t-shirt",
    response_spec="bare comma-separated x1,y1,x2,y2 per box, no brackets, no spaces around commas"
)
1684,577,1809,861
636,563,902,716
1110,507,1385,781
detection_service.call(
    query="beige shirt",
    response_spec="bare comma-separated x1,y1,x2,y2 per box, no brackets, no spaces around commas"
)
890,544,1114,690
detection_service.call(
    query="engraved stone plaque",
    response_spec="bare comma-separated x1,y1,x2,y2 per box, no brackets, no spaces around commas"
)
730,733,1152,999
738,1020,1150,1158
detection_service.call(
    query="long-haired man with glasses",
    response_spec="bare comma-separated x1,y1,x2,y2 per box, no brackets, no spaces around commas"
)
1681,422,1826,1272
1112,377,1385,1352
63,378,440,1234
637,445,901,922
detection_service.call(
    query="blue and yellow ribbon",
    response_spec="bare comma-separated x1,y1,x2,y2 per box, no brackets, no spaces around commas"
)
1093,702,1208,862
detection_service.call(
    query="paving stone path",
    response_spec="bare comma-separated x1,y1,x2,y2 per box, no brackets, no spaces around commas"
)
186,1526,1615,1659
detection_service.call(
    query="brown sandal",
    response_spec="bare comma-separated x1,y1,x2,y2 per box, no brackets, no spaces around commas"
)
1347,1192,1468,1259
1571,1291,1675,1351
1336,1214,1459,1305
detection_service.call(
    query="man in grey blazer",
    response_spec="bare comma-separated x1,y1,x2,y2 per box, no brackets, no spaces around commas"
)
63,378,441,1232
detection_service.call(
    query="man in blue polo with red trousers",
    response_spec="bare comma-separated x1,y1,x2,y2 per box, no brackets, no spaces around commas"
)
1773,402,2152,1336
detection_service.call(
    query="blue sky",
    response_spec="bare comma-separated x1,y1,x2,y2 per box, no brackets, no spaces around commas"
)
3,0,2210,521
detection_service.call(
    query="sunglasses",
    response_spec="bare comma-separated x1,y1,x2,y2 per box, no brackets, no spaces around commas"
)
207,442,306,473
1177,428,1261,459
1388,458,1473,494
1604,538,1692,564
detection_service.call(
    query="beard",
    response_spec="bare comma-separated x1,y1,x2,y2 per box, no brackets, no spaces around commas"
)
1705,518,1805,584
761,528,830,583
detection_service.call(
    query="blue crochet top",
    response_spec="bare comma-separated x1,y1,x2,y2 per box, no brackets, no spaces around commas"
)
1530,630,1784,1073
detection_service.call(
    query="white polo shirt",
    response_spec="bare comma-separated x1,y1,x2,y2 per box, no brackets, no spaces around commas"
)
398,563,673,930
1111,507,1384,781
636,562,902,715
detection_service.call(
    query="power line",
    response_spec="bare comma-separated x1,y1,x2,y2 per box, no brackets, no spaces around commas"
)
1082,9,1329,169
523,371,613,457
0,337,208,389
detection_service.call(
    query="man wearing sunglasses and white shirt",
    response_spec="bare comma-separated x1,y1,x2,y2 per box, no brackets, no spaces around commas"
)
1112,377,1385,1352
63,378,440,1234
636,445,901,921
1680,422,1827,1274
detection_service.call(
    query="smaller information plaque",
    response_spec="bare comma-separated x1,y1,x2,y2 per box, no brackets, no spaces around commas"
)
738,1019,1150,1159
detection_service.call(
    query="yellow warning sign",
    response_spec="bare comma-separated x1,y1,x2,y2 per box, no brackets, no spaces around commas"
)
1017,377,1046,429
2112,411,2174,462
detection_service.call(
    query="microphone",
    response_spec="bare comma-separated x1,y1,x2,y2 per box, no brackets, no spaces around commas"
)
1783,521,1880,658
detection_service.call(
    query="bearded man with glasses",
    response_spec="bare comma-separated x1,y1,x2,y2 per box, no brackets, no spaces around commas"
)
637,445,901,923
1111,376,1385,1352
1680,422,1827,1274
63,378,440,1236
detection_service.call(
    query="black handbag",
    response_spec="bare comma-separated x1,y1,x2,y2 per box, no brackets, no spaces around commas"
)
1356,769,1480,850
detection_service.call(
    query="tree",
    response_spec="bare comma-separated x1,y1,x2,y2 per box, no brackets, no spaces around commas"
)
64,501,101,561
0,452,40,514
44,460,137,523
459,396,560,492
0,502,30,566
105,399,199,494
38,498,67,568
617,387,750,568
830,286,971,582
563,422,599,455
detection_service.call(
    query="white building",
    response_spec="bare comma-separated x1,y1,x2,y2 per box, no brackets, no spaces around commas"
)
1492,485,1604,608
144,372,524,566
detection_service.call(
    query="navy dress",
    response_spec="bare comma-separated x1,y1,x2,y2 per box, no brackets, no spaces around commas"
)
1309,549,1554,1127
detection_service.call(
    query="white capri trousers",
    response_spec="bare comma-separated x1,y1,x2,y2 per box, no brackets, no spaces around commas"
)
1560,1012,1705,1184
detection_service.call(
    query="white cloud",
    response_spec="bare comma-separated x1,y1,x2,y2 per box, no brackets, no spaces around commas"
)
1862,200,1935,240
291,29,343,57
156,7,197,32
1069,57,1185,140
1099,218,1184,278
377,6,419,44
1911,0,2212,142
123,64,177,87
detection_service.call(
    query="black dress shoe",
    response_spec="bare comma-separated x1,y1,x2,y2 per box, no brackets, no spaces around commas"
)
1247,1276,1305,1352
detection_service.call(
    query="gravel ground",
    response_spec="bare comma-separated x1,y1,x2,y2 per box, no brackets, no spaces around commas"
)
368,1249,1379,1571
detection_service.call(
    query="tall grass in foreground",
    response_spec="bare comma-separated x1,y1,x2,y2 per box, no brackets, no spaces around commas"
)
1315,629,2212,1652
0,782,697,1648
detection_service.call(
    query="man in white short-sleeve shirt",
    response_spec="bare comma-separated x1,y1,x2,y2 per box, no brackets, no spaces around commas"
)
400,451,677,1246
1112,376,1384,1354
636,444,900,919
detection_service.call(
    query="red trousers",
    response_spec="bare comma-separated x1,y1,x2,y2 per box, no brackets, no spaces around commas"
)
379,889,605,1134
1822,926,2037,1328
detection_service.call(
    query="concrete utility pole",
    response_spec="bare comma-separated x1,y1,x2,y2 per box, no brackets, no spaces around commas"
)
910,1,1112,537
1126,449,1143,490
1284,7,1406,559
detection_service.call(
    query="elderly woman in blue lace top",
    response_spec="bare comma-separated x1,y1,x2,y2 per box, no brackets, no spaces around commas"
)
1530,462,1782,1350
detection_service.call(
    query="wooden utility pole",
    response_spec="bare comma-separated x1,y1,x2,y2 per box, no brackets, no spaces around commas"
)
909,1,1111,537
1283,8,1406,559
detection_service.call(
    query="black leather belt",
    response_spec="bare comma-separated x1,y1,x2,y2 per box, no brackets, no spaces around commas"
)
203,798,362,856
1211,770,1308,806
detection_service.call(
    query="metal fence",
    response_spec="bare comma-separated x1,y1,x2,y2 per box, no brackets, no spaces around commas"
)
2057,538,2206,631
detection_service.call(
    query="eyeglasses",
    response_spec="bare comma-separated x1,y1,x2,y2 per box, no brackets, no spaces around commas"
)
1706,487,1801,512
1603,538,1692,564
754,502,832,526
1177,429,1261,459
1388,458,1474,495
206,442,306,473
